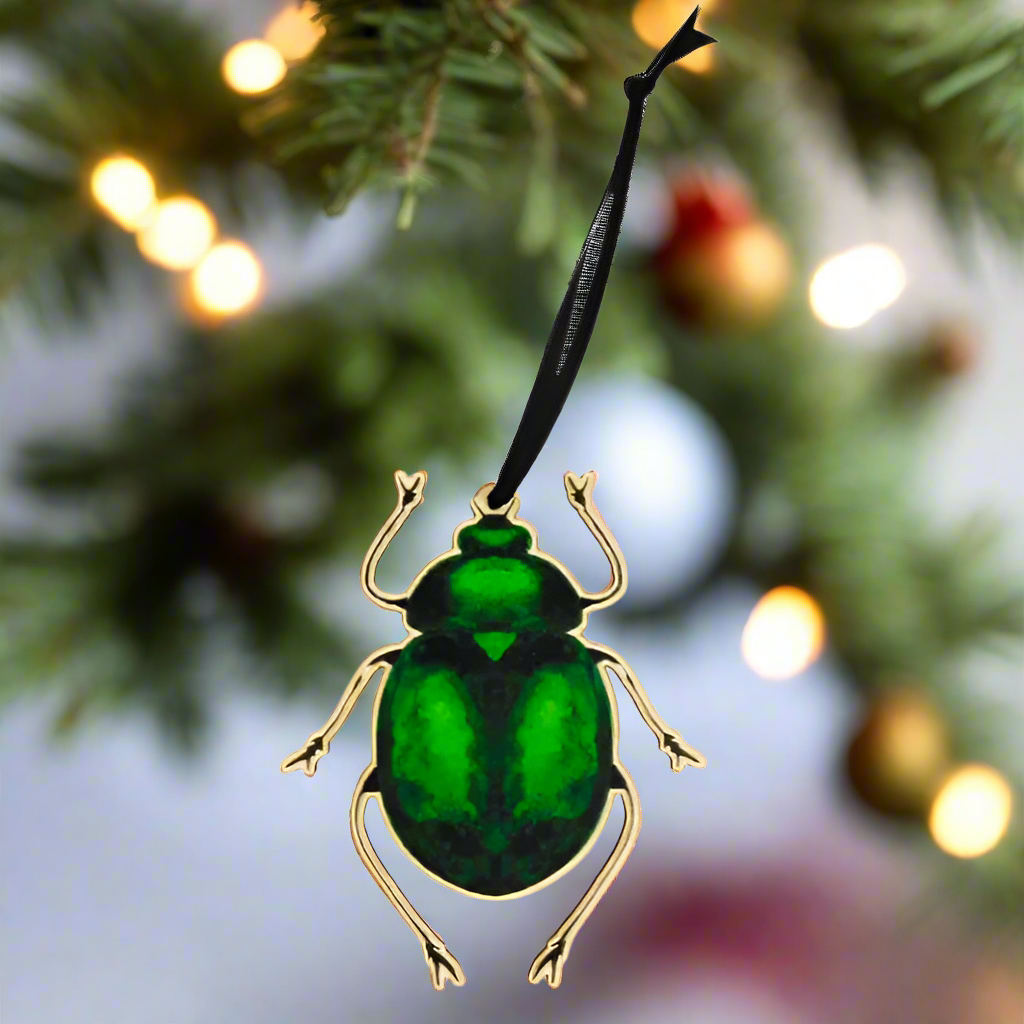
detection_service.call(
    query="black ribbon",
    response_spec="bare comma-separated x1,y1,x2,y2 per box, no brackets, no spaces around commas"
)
488,7,715,509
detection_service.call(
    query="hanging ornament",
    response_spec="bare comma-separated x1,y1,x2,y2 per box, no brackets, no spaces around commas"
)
281,10,714,992
653,173,791,331
843,686,950,819
921,317,979,377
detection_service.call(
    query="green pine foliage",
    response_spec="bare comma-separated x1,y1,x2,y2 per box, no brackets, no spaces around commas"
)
1,275,525,746
253,0,1024,242
791,0,1024,241
0,1,317,321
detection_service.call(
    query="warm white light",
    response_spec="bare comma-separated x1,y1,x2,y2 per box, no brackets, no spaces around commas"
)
929,764,1013,859
190,241,263,316
136,197,216,271
809,244,906,329
741,586,826,680
631,0,717,70
89,155,156,230
265,2,325,61
222,39,287,95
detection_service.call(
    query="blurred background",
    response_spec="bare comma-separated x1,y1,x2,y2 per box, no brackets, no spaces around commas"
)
1,1,1023,1022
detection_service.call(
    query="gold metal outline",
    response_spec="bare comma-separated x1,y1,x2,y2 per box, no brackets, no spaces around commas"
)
282,469,705,989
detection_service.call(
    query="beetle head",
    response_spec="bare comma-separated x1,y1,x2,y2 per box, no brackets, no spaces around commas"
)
459,484,531,556
456,516,532,557
404,482,583,633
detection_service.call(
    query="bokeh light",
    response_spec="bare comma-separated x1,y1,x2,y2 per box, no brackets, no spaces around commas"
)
222,39,287,94
190,241,263,316
631,0,717,72
741,586,826,680
264,2,325,61
809,244,906,329
929,764,1013,858
136,196,216,271
89,155,156,230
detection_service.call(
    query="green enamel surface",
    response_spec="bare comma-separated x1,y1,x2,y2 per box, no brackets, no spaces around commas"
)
473,631,517,661
376,632,612,897
449,557,541,628
508,667,598,820
387,666,482,824
377,511,611,895
403,515,583,634
464,524,528,549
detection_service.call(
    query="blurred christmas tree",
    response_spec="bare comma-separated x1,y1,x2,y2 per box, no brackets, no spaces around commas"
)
0,0,1021,922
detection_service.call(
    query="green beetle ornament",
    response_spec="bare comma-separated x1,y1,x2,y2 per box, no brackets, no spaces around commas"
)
282,470,706,990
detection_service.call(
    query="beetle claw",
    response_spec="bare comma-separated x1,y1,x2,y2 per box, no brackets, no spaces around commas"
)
563,470,597,509
528,937,567,988
659,729,706,771
423,939,465,991
280,737,327,777
394,469,427,508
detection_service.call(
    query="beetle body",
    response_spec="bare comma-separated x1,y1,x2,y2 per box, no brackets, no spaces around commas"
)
376,517,615,896
283,472,705,990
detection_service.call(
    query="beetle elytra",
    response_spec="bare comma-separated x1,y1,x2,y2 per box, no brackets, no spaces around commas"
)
282,469,705,990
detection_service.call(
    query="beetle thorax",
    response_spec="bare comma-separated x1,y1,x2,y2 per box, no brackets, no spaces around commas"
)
404,515,584,634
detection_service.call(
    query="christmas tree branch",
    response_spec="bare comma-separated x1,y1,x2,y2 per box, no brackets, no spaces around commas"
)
0,269,527,741
789,0,1024,243
0,2,307,322
251,0,587,218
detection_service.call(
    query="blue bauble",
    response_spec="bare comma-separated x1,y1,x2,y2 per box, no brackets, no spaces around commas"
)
518,375,736,608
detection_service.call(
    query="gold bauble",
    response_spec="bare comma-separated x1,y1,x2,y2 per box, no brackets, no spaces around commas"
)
660,220,792,332
845,687,951,818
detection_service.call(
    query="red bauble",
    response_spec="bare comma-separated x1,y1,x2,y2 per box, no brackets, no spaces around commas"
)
654,174,792,331
663,175,754,243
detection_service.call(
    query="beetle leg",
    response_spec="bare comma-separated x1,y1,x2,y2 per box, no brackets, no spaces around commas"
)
528,764,641,988
362,469,427,612
564,471,626,611
351,765,466,992
280,646,401,777
588,642,707,771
